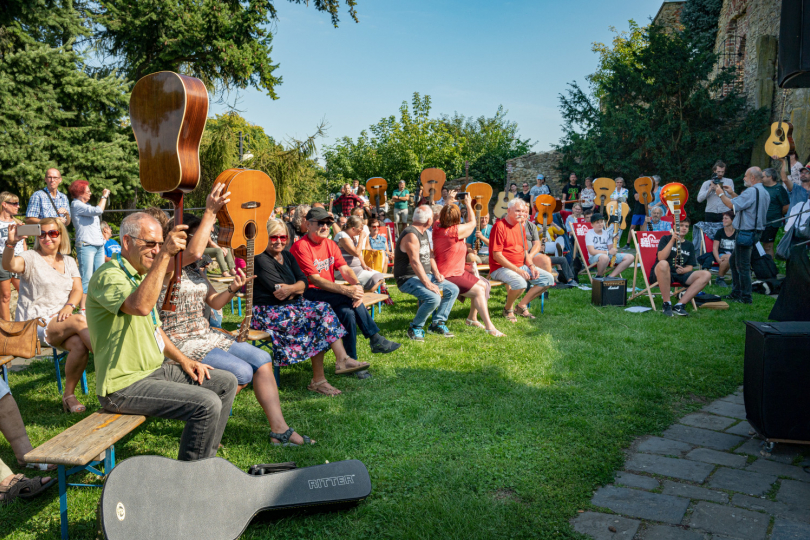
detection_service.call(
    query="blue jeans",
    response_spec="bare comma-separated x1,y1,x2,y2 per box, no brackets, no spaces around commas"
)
76,243,105,293
398,276,459,328
730,231,761,302
303,288,380,360
201,342,273,385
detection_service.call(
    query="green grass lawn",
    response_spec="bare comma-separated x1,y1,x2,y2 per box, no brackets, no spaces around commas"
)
0,276,775,539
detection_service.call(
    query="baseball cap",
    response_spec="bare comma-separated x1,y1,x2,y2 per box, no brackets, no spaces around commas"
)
800,166,809,174
537,174,545,180
305,207,335,222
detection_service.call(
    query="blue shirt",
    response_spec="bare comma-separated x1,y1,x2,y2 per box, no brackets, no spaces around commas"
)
788,183,809,210
649,220,672,232
104,238,121,258
26,188,70,221
70,199,104,245
368,234,390,251
466,224,492,255
732,183,770,231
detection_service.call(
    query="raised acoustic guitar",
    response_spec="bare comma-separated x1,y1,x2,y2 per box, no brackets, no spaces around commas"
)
98,456,371,540
465,182,493,252
764,89,795,159
634,177,654,231
418,168,446,204
214,169,275,342
605,198,629,266
366,177,388,218
534,194,556,253
593,177,616,210
130,71,209,312
493,191,515,218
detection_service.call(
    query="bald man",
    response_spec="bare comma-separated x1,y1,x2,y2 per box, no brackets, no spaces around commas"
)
26,168,71,226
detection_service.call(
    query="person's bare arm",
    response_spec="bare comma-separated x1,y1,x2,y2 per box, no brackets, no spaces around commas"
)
25,216,40,224
120,226,187,316
657,235,677,261
181,184,230,266
778,156,793,191
402,233,439,293
3,224,27,273
205,269,255,310
714,185,735,209
159,328,211,384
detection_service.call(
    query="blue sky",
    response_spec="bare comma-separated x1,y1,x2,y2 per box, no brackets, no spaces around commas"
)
210,0,666,155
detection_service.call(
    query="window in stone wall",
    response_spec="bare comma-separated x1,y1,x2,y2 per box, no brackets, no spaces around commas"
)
717,26,745,96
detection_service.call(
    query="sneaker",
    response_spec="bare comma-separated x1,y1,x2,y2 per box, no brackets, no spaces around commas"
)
672,304,689,316
721,293,741,301
662,303,673,317
370,334,403,352
427,323,455,338
714,277,728,287
731,297,753,305
406,327,424,342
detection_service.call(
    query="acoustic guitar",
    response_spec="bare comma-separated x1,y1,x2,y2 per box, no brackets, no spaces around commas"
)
534,194,556,253
493,191,514,218
213,169,275,342
764,89,795,159
366,177,387,219
465,182,493,252
593,178,616,210
130,71,209,311
634,177,654,231
418,168,446,204
605,198,629,265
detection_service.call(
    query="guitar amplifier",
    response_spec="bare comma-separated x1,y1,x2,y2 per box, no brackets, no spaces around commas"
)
744,321,810,441
591,277,626,306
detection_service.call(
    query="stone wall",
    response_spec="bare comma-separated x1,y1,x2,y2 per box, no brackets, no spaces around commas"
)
653,1,685,30
504,151,564,197
713,0,810,165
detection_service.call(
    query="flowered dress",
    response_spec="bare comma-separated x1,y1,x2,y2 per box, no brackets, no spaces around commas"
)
159,265,234,360
250,250,347,367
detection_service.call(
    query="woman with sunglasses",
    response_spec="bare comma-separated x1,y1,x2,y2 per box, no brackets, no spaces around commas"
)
3,218,92,413
0,192,25,321
251,219,367,396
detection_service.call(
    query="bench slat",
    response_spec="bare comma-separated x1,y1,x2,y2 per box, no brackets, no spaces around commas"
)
25,411,147,466
362,293,388,308
0,356,13,368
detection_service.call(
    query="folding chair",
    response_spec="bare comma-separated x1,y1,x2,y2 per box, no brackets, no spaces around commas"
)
568,220,599,283
701,233,720,269
629,230,698,311
52,346,89,395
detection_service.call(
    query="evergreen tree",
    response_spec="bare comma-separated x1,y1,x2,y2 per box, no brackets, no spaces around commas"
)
680,0,723,50
0,0,138,203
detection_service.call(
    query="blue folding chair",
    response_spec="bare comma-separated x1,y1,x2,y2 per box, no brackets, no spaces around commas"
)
52,347,88,395
0,355,13,385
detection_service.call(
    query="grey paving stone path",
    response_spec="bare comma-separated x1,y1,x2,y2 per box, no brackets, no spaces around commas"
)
571,387,810,540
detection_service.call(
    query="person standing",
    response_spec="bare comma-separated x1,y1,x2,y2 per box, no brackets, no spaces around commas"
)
697,161,735,223
714,167,770,304
25,168,71,226
0,192,24,321
351,179,360,194
391,180,410,233
624,183,649,248
580,177,596,212
530,174,550,208
69,180,110,310
334,184,364,217
516,182,532,204
759,168,790,257
562,173,581,210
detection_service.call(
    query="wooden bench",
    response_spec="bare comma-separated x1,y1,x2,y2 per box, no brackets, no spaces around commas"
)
25,411,147,539
0,355,13,385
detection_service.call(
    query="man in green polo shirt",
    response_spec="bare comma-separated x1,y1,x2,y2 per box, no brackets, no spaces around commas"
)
87,213,237,461
391,180,410,234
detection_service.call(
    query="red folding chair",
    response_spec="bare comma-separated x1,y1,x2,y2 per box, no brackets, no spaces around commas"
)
629,230,698,311
385,222,398,246
569,220,599,283
702,233,719,268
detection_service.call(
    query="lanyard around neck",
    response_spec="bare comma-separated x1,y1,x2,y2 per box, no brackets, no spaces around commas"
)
116,254,158,325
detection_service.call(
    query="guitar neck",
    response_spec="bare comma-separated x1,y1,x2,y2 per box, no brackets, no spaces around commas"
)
161,194,184,312
238,237,254,341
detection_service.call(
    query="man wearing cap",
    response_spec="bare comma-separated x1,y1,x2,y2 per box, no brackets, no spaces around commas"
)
530,174,550,208
776,152,810,210
290,207,401,361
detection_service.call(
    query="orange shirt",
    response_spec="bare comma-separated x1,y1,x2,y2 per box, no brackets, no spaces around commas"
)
489,218,526,273
290,234,346,289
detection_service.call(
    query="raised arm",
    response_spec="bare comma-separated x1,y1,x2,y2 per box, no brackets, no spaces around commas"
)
120,226,187,316
2,224,27,273
181,184,230,267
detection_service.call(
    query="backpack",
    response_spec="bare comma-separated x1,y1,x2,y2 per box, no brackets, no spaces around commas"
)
751,250,778,280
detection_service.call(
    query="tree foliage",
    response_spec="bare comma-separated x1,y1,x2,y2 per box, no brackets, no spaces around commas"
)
88,0,358,97
0,0,138,203
322,93,532,194
680,0,723,51
556,23,768,211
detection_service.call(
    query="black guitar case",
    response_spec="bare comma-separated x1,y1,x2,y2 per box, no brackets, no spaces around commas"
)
98,456,371,540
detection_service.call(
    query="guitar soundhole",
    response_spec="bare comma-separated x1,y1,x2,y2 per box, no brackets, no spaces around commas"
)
776,129,784,140
244,222,257,240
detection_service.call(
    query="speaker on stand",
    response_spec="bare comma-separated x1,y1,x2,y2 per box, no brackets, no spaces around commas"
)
778,0,810,88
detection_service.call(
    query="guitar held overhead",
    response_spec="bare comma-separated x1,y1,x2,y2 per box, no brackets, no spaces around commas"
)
633,177,654,231
214,168,276,342
465,182,493,252
419,168,446,203
593,178,616,210
605,198,629,265
764,89,795,159
366,177,388,218
130,71,209,312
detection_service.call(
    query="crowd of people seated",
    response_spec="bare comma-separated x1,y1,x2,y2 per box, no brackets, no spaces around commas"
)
0,161,796,488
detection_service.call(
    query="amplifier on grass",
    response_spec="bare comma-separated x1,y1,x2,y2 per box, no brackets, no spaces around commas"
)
591,277,627,307
744,321,810,442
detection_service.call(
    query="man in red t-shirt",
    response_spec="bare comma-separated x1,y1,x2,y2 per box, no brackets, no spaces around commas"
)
489,198,554,322
291,207,400,364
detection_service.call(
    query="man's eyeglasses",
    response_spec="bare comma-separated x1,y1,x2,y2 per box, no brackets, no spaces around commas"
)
310,220,331,228
270,235,288,242
38,229,60,239
129,236,164,249
45,176,61,180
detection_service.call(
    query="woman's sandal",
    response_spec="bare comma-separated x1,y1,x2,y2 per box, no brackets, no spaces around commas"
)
334,358,370,375
502,308,517,323
24,462,57,472
516,305,536,319
62,394,86,414
465,318,485,329
0,474,55,506
307,379,342,396
487,328,506,337
270,427,315,447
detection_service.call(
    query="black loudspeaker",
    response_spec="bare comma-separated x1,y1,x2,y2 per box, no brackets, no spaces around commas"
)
591,277,626,306
743,321,810,441
778,0,810,88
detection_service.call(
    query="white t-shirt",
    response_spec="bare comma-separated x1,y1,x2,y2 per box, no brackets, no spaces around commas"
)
15,250,80,321
0,220,24,256
585,229,612,253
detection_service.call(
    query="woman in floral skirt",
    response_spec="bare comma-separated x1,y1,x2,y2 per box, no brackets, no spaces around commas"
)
251,219,368,396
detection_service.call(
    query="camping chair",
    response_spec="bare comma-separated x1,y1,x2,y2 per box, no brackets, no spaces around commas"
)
569,220,599,283
701,233,720,269
629,230,698,311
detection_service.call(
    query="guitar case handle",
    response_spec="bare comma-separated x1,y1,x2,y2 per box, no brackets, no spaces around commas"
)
247,462,297,476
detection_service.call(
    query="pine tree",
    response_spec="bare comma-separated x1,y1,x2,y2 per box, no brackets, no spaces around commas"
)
680,0,723,50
